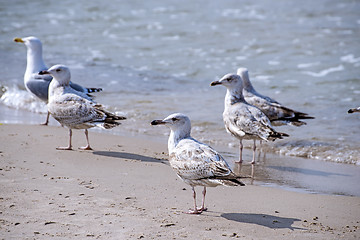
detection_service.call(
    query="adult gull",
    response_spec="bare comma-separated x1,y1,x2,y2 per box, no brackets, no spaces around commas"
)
39,64,125,150
151,113,245,214
211,73,289,164
237,67,314,126
14,36,102,125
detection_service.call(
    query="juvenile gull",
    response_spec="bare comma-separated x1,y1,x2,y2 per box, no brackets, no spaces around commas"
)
211,73,289,164
14,36,102,125
39,64,125,150
151,113,245,214
237,67,314,126
348,107,360,113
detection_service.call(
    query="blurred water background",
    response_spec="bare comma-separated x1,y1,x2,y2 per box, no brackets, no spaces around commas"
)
1,0,359,169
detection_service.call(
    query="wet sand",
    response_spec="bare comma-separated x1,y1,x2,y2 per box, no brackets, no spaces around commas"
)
0,124,359,239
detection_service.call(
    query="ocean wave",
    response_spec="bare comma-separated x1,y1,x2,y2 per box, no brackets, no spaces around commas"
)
302,65,344,77
340,54,360,64
297,62,320,69
271,140,360,165
0,85,47,113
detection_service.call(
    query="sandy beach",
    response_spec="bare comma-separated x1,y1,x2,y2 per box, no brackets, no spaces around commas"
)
0,124,359,240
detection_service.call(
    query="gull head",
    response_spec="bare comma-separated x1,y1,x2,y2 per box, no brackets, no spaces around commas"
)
237,67,249,79
210,73,243,90
237,67,253,90
14,36,42,51
39,64,71,85
151,113,191,135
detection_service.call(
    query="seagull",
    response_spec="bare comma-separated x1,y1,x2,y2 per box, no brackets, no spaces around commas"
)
211,73,289,164
237,67,314,126
348,107,360,113
14,36,102,125
39,64,126,150
151,113,245,214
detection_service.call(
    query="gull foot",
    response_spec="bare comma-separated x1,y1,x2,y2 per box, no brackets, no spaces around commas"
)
184,209,203,214
197,207,208,212
56,146,73,150
79,146,93,150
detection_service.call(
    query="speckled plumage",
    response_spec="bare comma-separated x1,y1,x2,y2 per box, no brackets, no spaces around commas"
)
41,65,125,150
169,138,244,188
211,73,288,163
48,94,121,130
237,67,314,126
151,113,244,214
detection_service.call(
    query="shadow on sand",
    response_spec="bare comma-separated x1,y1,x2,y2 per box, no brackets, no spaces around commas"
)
93,151,168,164
221,213,305,230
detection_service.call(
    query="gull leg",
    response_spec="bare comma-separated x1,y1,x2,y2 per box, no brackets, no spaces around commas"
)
41,111,50,126
185,186,202,214
251,164,255,183
257,140,262,162
79,129,93,150
197,187,208,212
251,140,256,164
57,129,73,150
233,161,243,175
236,139,243,163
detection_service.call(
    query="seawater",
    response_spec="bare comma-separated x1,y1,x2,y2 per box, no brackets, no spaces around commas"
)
1,0,359,165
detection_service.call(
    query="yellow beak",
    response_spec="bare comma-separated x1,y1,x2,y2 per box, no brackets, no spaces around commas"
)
14,37,24,43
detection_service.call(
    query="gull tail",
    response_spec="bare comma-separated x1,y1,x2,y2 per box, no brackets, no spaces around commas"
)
69,82,102,95
208,174,247,186
103,112,126,129
93,104,126,129
86,87,103,93
269,131,289,140
221,178,246,187
277,109,314,126
348,108,360,114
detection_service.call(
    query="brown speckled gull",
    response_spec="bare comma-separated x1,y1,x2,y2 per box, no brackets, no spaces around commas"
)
151,113,245,214
39,64,125,150
211,73,288,164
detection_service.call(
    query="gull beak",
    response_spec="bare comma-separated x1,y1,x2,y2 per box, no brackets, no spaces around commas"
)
38,70,50,75
210,80,222,86
151,120,166,125
14,37,24,43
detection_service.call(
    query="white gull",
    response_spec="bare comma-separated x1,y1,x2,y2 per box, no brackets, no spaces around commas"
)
39,64,125,150
211,73,289,164
14,36,102,125
151,113,245,214
237,67,314,126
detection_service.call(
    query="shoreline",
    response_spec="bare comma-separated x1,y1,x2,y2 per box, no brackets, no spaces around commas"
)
1,112,360,197
1,124,359,239
1,105,360,197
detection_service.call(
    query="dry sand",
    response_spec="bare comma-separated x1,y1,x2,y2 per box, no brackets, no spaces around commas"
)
0,124,359,239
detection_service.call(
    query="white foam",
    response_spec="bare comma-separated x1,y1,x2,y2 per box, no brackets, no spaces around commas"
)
268,60,280,65
297,62,320,69
340,54,360,64
302,65,344,77
274,140,360,165
0,85,47,113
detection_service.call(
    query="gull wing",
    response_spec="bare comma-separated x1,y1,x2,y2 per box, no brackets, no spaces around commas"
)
169,138,233,180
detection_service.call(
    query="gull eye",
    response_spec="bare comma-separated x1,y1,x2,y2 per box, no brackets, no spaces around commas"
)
56,69,61,72
227,77,233,82
172,117,177,121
